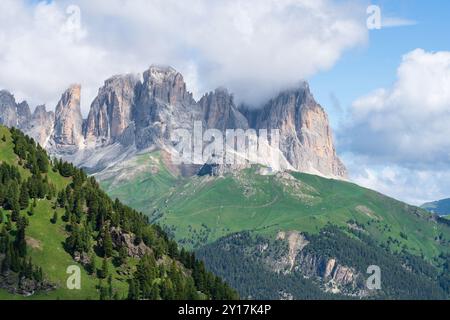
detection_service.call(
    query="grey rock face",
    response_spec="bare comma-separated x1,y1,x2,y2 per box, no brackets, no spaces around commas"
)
0,91,32,130
242,83,347,178
199,88,249,131
0,90,18,127
133,65,201,150
4,66,347,179
28,105,55,147
52,84,84,150
85,74,140,145
16,101,32,130
142,65,195,106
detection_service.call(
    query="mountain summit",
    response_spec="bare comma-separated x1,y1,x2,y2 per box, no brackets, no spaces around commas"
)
0,66,347,179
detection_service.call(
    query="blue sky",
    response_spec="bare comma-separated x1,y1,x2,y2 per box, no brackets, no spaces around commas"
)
310,0,450,128
2,0,450,205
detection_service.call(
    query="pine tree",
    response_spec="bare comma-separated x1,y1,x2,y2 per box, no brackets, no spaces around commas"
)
11,204,20,222
149,283,160,300
14,217,27,257
102,228,113,258
118,246,128,265
89,253,97,275
99,258,109,279
108,275,113,299
27,205,34,217
19,184,29,210
51,212,58,224
127,279,139,300
57,190,66,208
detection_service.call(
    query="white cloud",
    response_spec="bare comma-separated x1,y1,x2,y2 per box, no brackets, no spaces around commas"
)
0,1,114,112
0,0,367,114
343,154,450,206
342,49,450,204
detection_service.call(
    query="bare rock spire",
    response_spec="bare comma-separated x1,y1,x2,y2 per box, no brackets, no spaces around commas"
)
52,84,84,150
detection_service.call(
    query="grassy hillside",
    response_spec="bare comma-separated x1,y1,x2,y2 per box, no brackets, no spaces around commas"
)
99,153,450,265
97,152,450,299
98,151,179,216
0,127,237,300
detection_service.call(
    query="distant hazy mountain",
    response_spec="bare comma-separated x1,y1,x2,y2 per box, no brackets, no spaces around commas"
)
422,198,450,216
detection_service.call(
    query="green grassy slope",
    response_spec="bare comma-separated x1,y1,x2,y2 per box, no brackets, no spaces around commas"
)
0,126,127,299
0,127,237,300
99,152,179,215
99,152,450,264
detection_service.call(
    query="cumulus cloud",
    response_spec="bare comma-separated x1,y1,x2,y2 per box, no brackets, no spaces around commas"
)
0,0,367,114
0,0,113,112
341,49,450,204
343,154,450,205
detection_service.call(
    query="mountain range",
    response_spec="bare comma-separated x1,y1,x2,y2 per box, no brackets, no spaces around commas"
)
1,66,449,300
422,198,450,216
0,65,346,179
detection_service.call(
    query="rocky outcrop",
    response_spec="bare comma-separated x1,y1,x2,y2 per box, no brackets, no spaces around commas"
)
0,91,33,130
0,254,55,297
295,251,365,295
51,84,84,151
17,101,32,130
110,227,152,258
199,88,249,131
84,74,140,145
270,231,364,295
28,105,55,147
242,83,347,178
73,251,91,266
0,90,18,128
133,65,200,150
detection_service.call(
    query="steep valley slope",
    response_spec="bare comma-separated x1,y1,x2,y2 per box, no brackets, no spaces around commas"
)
97,151,450,299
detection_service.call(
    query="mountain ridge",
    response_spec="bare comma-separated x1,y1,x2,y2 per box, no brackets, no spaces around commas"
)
0,65,347,180
422,198,450,216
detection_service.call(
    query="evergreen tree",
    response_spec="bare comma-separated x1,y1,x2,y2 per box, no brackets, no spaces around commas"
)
102,228,113,258
87,253,96,275
99,258,109,279
19,183,29,210
118,246,128,266
14,216,27,257
27,205,34,217
51,211,58,224
127,279,140,300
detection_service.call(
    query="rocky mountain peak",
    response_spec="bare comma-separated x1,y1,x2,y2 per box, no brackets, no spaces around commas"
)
52,84,84,149
3,66,347,179
199,88,249,130
244,83,347,178
142,65,194,106
17,101,32,129
0,90,18,128
28,105,55,147
85,74,140,144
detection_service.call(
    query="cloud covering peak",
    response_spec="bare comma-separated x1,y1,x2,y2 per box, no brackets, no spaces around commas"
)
0,0,367,114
